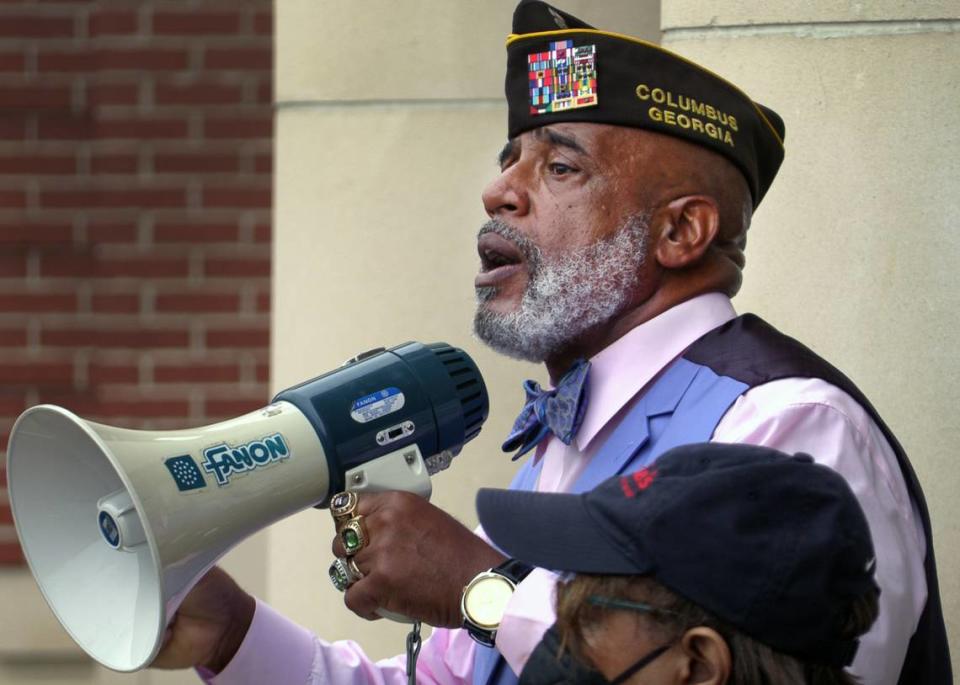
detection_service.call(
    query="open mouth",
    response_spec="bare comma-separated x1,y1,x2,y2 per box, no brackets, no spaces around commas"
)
476,232,525,288
478,233,523,272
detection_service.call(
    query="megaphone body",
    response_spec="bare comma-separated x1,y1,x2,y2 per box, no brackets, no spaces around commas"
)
6,341,488,672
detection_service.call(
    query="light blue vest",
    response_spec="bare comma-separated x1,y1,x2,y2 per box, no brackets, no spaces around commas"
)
472,357,748,685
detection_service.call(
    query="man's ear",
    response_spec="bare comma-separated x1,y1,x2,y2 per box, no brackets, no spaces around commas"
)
675,627,731,685
652,195,720,270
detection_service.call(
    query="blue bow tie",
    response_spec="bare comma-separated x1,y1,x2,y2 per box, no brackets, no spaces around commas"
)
501,359,591,460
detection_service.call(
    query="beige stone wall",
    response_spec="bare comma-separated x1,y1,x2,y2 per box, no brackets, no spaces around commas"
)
269,0,660,662
272,0,960,671
660,1,960,673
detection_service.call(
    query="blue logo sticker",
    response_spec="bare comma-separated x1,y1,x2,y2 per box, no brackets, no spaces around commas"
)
165,455,207,492
201,433,290,486
350,387,405,423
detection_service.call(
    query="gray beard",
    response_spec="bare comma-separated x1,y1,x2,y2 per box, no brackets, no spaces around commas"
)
473,214,649,363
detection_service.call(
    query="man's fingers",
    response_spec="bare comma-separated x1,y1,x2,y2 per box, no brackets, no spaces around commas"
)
343,578,383,621
327,490,485,626
330,493,392,557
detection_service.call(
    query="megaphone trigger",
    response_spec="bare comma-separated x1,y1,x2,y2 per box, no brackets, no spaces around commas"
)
6,341,489,672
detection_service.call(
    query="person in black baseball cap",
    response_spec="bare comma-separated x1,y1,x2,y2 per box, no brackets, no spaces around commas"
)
477,443,880,684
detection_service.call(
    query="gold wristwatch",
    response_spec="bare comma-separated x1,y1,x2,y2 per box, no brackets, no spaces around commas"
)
461,559,533,647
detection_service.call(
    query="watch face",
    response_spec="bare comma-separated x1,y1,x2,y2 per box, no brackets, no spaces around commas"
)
464,574,516,629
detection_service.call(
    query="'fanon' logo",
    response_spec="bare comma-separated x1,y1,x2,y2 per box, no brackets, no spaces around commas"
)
201,433,290,486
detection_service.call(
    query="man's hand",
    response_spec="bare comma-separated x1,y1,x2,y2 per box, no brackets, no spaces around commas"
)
151,566,256,673
332,491,506,628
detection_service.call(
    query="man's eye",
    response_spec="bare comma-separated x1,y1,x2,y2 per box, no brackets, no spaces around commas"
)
548,162,576,175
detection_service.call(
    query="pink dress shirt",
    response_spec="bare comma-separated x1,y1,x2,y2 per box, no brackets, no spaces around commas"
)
206,293,927,685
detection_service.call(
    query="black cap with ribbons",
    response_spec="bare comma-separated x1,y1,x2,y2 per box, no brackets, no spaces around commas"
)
505,1,786,206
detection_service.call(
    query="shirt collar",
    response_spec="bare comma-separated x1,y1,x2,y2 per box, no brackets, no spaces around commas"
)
574,293,737,451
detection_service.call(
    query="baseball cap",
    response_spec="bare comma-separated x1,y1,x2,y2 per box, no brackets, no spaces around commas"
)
476,442,879,667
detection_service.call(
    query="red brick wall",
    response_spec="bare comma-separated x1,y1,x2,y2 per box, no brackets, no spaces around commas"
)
0,1,273,564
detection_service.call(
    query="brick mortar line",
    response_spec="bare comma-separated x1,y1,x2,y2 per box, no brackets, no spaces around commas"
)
0,313,270,322
662,18,960,40
275,98,505,111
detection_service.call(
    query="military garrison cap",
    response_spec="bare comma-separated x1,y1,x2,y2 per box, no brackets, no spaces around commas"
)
506,1,786,206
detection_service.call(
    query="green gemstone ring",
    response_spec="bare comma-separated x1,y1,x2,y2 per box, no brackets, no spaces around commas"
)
340,516,368,555
329,555,364,592
329,559,350,592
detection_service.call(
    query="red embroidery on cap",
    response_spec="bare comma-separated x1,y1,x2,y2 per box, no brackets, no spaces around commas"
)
632,468,658,491
620,476,636,498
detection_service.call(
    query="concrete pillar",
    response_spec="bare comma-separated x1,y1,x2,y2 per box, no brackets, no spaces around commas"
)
272,0,658,660
660,1,960,671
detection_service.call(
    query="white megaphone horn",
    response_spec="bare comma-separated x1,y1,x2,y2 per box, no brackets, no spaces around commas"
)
6,341,488,672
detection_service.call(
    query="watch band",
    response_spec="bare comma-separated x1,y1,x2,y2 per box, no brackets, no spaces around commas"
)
494,558,535,585
461,558,534,647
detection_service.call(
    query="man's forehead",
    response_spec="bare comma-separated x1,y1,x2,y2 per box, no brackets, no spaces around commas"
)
502,123,622,153
514,122,598,144
500,123,654,162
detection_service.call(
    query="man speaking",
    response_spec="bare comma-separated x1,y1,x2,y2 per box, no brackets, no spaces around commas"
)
153,2,951,683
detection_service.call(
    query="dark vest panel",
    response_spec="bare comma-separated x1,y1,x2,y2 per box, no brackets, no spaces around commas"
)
684,314,952,685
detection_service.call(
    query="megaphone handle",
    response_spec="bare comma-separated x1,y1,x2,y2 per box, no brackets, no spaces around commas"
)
376,607,414,622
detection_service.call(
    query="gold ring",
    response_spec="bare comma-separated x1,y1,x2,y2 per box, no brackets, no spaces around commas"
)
347,557,364,582
330,491,359,528
340,516,368,555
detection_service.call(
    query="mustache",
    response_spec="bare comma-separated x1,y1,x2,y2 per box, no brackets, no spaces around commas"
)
477,218,542,266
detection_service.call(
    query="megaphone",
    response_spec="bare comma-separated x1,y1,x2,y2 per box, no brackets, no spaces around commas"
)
6,341,488,672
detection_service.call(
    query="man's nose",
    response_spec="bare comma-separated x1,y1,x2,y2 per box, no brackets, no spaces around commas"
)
481,168,530,218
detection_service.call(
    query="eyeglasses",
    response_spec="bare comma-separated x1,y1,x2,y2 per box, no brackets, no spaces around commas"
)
586,595,684,618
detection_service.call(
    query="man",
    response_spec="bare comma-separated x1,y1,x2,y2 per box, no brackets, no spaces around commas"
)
476,443,881,685
154,2,950,683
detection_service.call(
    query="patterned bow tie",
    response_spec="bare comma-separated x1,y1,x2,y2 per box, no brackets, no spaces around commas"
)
501,358,591,460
